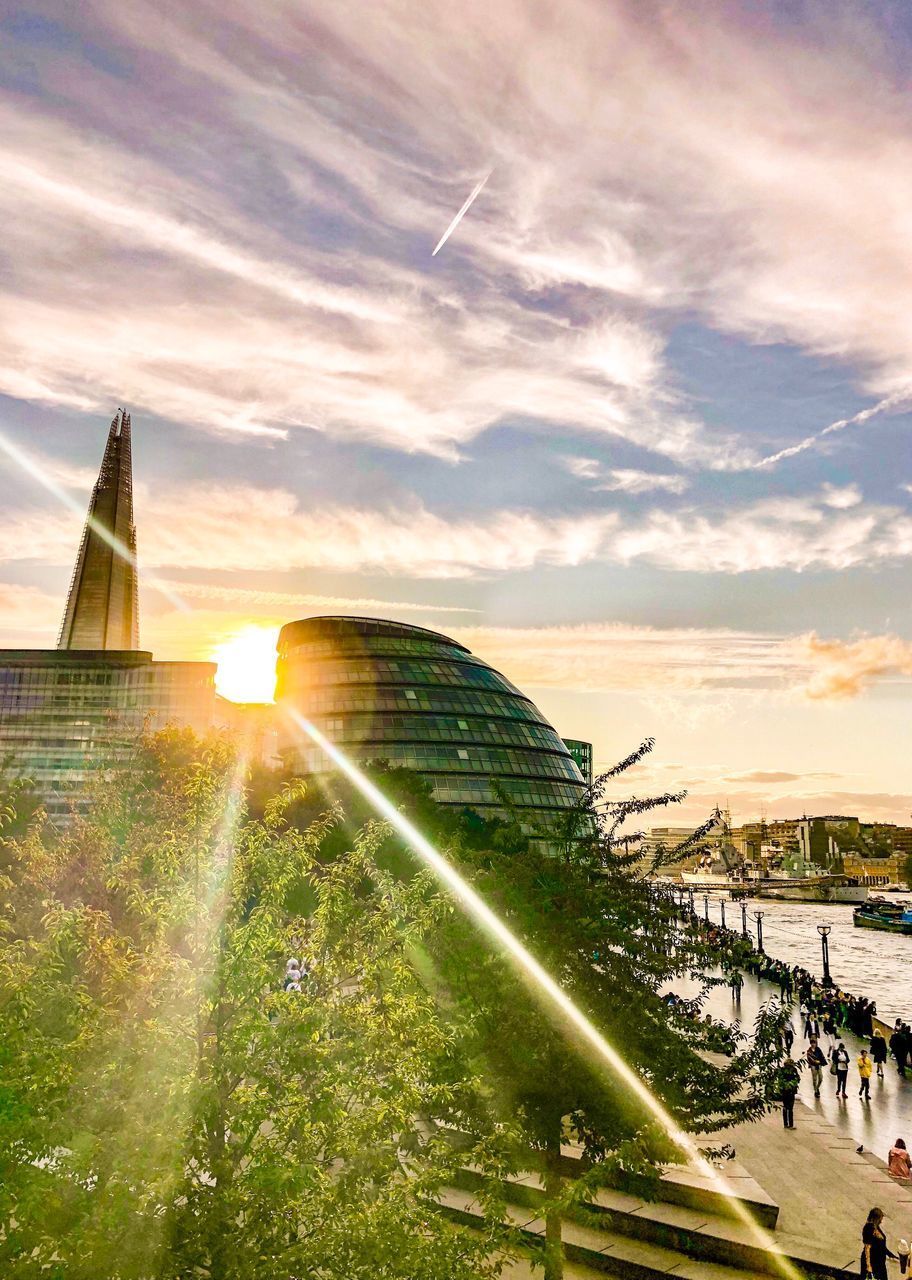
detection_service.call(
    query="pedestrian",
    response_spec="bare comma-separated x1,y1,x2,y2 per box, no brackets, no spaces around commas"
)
806,1037,827,1098
870,1030,888,1079
890,1024,908,1077
783,1022,795,1055
777,1058,800,1129
730,970,743,1000
888,1138,912,1180
860,1206,897,1280
831,1040,851,1098
804,1009,820,1040
858,1049,874,1102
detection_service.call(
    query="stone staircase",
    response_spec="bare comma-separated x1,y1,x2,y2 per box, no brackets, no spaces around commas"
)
436,1146,856,1279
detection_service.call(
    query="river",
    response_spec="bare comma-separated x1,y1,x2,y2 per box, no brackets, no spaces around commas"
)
701,897,912,1024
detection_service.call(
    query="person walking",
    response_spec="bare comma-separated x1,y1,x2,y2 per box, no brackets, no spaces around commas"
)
858,1049,874,1102
871,1030,888,1080
778,1058,801,1129
783,1022,795,1055
806,1037,827,1098
730,970,743,1001
832,1041,851,1099
804,1010,820,1040
891,1024,908,1077
888,1138,912,1180
860,1206,896,1279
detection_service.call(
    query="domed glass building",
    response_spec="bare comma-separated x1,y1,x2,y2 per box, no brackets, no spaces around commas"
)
275,616,586,825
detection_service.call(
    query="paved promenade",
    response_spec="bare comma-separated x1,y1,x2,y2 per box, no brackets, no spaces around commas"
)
696,968,912,1161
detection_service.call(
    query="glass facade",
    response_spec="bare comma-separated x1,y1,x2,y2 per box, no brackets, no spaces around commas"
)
562,738,594,785
276,617,586,824
0,651,219,821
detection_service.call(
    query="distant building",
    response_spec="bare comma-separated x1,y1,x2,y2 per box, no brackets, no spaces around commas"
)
0,410,223,822
562,738,593,785
275,615,586,828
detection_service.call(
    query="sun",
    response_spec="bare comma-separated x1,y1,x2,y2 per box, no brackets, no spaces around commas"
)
212,625,280,703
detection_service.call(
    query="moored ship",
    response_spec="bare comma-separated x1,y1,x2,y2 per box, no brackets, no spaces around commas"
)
853,898,912,934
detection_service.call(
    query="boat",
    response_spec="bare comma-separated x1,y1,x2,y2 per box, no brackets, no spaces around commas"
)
853,898,912,934
680,867,868,903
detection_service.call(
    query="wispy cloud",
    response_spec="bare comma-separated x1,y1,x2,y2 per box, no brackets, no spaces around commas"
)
158,580,478,615
2,483,911,579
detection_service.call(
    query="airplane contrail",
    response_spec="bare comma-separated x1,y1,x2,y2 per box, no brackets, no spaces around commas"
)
432,169,492,256
754,388,912,468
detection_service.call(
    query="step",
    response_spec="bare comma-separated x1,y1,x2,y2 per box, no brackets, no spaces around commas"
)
439,1187,783,1280
557,1140,780,1229
437,1184,857,1280
451,1166,790,1276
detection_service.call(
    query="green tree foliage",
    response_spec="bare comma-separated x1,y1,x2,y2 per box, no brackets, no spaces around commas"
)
0,731,510,1279
415,740,786,1280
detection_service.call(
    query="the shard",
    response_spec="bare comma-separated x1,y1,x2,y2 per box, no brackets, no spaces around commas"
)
57,408,139,650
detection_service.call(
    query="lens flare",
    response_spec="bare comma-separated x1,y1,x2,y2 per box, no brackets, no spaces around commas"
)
0,429,188,614
283,706,802,1280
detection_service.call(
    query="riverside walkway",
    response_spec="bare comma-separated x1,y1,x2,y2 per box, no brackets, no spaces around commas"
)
701,968,912,1159
489,967,912,1278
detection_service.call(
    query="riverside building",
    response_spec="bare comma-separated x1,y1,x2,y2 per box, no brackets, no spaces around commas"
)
275,615,587,828
0,410,222,822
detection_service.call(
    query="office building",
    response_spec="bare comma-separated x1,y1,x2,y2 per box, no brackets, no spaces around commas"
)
0,410,222,821
275,615,586,826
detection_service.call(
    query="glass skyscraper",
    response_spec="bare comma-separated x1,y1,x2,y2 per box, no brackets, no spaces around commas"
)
276,616,586,825
0,410,223,822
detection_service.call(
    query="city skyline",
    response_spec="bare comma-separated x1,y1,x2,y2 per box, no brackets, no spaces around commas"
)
2,2,912,825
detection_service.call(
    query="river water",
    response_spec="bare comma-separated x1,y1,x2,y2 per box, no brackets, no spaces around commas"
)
701,897,912,1024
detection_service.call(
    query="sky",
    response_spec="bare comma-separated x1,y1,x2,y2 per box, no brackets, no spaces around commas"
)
1,0,911,827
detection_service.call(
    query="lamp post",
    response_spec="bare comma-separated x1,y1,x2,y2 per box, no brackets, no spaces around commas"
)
720,898,727,930
741,900,748,938
703,894,710,921
817,923,834,987
752,910,765,953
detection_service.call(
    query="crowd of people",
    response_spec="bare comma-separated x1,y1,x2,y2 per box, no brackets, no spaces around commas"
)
673,909,912,1276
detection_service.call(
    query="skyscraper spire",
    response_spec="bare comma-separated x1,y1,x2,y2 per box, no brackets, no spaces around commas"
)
58,408,140,651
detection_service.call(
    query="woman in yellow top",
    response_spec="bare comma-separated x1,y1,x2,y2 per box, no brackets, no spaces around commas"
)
858,1049,874,1101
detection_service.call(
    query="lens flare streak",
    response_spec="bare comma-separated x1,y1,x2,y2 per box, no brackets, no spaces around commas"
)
283,707,801,1280
0,429,188,614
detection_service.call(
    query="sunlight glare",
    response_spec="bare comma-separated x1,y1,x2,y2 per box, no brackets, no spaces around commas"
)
212,624,279,703
282,705,803,1280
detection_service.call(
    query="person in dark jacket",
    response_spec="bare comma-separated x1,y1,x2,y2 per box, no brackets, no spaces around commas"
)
891,1026,909,1077
860,1206,896,1279
831,1041,851,1099
778,1058,801,1129
870,1030,888,1078
806,1038,827,1097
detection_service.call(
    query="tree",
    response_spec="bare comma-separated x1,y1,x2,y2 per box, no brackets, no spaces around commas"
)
416,740,786,1280
0,730,512,1279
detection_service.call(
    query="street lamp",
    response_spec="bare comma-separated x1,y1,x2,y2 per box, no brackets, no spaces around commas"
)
752,910,765,953
720,898,727,930
703,894,710,921
741,900,748,938
817,923,834,987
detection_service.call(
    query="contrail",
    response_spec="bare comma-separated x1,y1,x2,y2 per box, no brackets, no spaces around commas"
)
432,169,492,257
754,389,912,469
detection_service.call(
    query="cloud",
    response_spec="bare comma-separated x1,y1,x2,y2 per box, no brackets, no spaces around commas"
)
723,771,803,784
2,481,912,580
596,469,689,495
797,631,912,700
0,582,63,644
157,580,477,615
451,622,797,694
